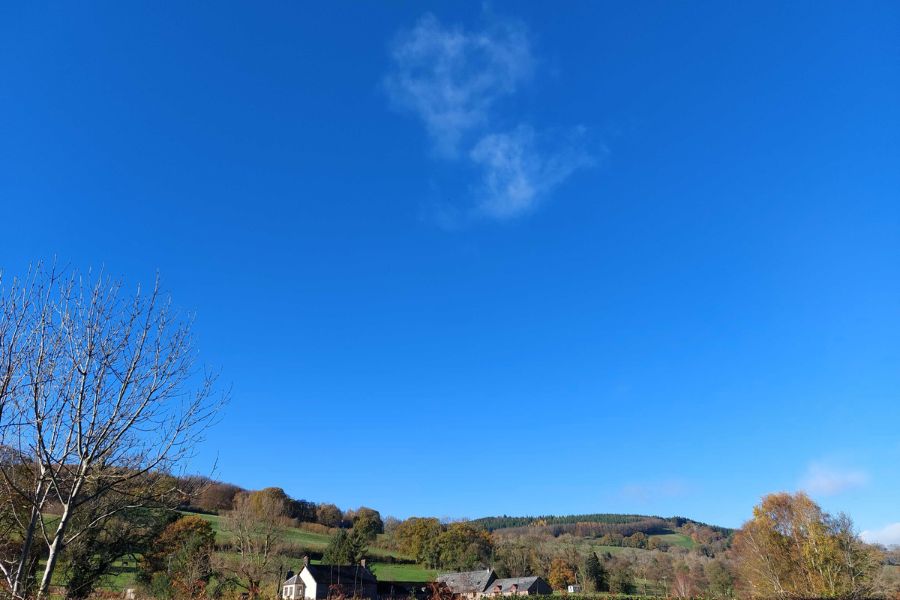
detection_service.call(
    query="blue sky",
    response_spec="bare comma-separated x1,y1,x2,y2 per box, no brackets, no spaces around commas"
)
1,2,898,541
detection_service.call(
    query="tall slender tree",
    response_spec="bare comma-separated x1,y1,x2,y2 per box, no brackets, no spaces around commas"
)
0,264,221,599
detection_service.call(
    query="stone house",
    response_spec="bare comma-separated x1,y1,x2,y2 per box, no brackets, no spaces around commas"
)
436,569,496,599
437,570,551,598
483,577,552,596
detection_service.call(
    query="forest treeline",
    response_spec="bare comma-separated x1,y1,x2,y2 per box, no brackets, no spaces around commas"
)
179,476,356,530
471,514,730,536
472,514,654,530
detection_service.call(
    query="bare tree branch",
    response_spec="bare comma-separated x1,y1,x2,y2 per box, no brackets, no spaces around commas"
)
0,263,224,599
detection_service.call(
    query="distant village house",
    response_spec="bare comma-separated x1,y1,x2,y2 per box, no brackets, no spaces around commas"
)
484,577,552,597
436,570,496,599
282,562,550,600
437,570,551,598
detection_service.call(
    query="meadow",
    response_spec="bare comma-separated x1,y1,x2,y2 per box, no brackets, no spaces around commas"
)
95,512,696,594
93,512,438,590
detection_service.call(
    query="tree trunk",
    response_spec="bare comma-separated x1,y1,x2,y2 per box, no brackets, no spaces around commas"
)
11,504,40,598
37,492,78,600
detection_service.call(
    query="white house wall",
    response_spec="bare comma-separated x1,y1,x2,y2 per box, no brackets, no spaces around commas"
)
300,568,318,600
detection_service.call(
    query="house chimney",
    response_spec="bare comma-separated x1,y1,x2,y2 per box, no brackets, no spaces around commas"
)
303,555,310,567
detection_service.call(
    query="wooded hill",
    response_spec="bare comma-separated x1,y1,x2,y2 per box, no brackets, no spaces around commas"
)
183,477,735,538
472,513,656,530
471,513,734,535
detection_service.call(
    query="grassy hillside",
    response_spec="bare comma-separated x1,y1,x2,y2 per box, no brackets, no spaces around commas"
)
653,532,695,549
192,512,332,549
191,512,434,582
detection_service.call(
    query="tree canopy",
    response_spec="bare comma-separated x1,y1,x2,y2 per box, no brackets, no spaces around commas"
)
732,492,881,599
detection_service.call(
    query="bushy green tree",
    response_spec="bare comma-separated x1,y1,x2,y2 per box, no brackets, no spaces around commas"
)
352,507,384,541
393,517,443,566
322,529,367,565
435,523,493,571
139,515,216,599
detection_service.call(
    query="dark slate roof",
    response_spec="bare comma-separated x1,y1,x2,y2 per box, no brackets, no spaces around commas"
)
486,577,546,594
436,570,495,594
284,565,377,586
377,580,426,597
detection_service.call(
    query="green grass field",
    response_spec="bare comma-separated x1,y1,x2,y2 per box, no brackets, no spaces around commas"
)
652,533,695,549
191,512,334,548
190,512,410,563
186,512,425,583
565,531,693,557
369,563,437,582
104,561,140,590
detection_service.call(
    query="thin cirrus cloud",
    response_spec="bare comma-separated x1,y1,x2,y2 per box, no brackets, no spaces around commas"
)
799,462,869,496
384,13,532,158
470,125,595,219
384,13,595,221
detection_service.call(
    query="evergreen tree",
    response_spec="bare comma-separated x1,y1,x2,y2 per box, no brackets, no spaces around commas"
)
582,552,608,592
322,529,368,565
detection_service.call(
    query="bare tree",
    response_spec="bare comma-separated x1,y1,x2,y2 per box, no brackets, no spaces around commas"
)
0,264,221,599
220,490,288,599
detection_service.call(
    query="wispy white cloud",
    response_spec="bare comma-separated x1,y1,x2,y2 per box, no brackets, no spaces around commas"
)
470,125,595,219
385,13,532,157
799,462,869,496
861,522,900,547
385,13,596,222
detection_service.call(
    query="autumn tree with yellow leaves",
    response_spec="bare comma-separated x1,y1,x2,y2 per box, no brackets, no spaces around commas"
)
732,492,881,599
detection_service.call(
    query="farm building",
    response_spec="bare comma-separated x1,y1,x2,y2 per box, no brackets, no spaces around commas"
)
484,577,552,596
437,570,551,598
436,569,497,599
282,558,378,600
